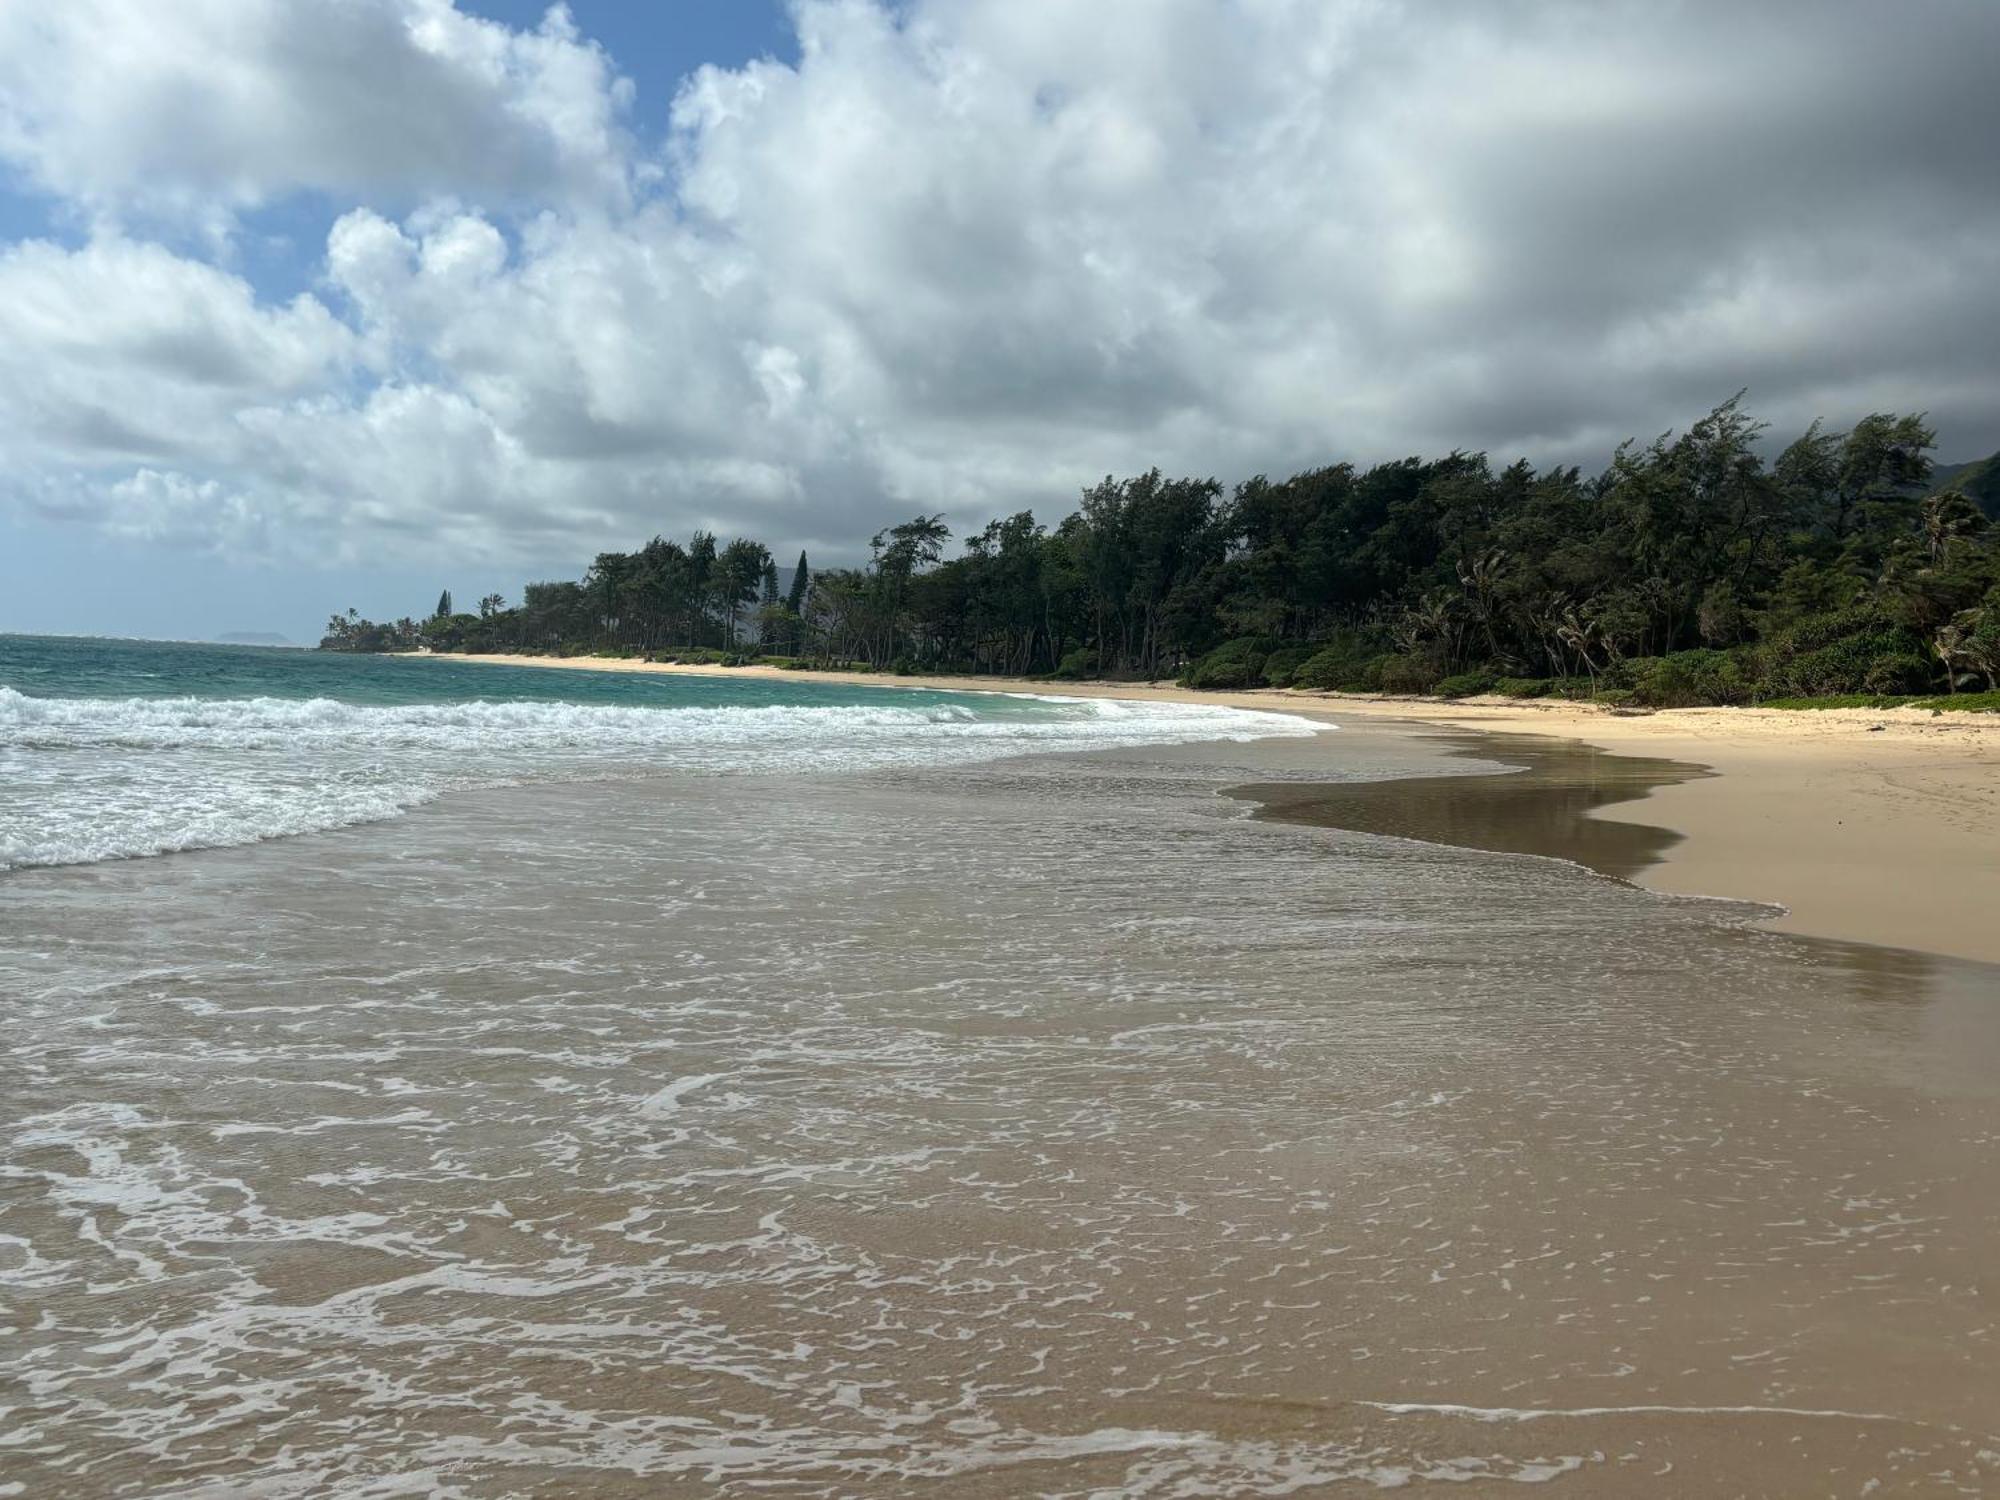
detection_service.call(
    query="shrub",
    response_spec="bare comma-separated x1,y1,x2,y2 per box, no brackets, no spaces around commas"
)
1262,645,1317,688
1758,693,1905,710
1181,637,1283,690
1761,607,1934,698
1915,690,2000,712
1291,633,1384,692
1047,646,1100,680
1492,677,1551,698
1862,653,1934,695
1625,649,1750,707
1435,670,1498,699
1782,631,1929,696
1377,654,1442,694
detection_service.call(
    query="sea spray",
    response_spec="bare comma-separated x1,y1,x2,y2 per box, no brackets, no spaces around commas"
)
0,670,1315,870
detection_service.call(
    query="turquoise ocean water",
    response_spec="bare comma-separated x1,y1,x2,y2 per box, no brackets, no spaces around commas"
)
0,634,1313,869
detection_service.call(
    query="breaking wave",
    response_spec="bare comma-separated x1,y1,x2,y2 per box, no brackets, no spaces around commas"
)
0,685,1315,869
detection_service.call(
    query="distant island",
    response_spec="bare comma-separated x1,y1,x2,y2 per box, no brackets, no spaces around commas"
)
324,395,2000,711
216,632,296,646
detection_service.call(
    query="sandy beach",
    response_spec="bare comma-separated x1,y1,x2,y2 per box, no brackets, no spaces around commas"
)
15,640,2000,1495
431,653,2000,965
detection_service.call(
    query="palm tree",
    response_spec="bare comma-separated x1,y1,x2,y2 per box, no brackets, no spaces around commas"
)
1920,490,1984,565
1937,606,1999,692
1456,546,1511,664
1556,601,1608,693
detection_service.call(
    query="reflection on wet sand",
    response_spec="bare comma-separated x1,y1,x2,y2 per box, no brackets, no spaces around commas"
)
3,729,1997,1497
1233,717,2000,1092
1232,727,1709,883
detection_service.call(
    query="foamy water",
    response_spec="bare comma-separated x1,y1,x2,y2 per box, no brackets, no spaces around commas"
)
4,728,1998,1497
0,655,1313,869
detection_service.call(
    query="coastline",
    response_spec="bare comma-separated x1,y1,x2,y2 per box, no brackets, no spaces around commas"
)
420,652,2000,965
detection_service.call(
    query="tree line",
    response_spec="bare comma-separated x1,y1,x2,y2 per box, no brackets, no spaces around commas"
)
323,395,2000,705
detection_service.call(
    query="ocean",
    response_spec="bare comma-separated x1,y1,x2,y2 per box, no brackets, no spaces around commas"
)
0,635,1312,871
2,635,1996,1496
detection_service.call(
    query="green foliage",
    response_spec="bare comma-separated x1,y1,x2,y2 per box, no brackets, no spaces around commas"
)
1756,693,1906,710
1769,614,1930,697
1047,646,1099,680
1435,670,1497,699
1758,691,2000,712
1290,633,1384,692
1261,645,1318,687
1922,690,2000,711
1378,654,1442,694
1180,637,1282,690
1625,650,1750,707
1926,452,2000,521
321,400,1999,710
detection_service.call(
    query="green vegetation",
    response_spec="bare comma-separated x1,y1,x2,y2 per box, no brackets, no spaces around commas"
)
324,395,2000,710
1757,691,2000,713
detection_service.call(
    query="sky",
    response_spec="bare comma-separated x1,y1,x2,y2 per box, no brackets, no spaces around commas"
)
2,1,1997,644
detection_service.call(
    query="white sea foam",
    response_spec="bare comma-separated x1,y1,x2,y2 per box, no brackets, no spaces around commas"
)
0,685,1315,870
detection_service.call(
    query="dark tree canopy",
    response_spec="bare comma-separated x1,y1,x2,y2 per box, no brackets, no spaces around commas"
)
325,397,2000,705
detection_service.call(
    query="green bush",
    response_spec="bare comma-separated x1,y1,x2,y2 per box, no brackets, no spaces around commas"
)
1544,676,1597,700
1181,637,1283,690
1435,670,1498,699
1492,676,1551,698
1779,607,1895,653
1626,649,1750,707
1862,653,1933,695
1781,631,1929,696
1768,604,1936,700
1047,646,1100,680
1377,654,1442,694
1757,693,1905,710
1759,691,2000,712
1262,645,1318,688
1762,608,1935,698
1290,635,1384,692
1918,690,2000,712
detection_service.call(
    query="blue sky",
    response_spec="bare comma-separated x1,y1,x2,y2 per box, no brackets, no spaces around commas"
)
2,0,1998,644
0,1,793,642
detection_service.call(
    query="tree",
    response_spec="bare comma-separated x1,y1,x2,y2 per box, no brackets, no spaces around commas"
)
316,395,1997,706
713,538,772,647
785,551,811,615
435,589,453,619
1921,490,1985,565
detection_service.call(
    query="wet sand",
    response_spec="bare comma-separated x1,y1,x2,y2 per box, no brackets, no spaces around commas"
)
426,654,2000,964
1230,730,1711,884
5,721,1999,1495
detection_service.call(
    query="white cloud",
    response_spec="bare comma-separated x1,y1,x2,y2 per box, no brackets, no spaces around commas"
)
0,236,355,476
0,0,634,225
0,0,1997,566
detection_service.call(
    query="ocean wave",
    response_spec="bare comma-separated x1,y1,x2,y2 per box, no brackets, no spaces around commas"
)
0,686,1314,870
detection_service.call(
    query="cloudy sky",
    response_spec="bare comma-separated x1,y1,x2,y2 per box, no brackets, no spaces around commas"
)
2,0,1996,642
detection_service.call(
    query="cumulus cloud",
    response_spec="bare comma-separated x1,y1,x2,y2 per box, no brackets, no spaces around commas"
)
0,0,635,224
0,236,355,470
0,0,1997,564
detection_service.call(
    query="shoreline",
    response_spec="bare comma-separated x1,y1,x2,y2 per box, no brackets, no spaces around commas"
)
417,652,2000,965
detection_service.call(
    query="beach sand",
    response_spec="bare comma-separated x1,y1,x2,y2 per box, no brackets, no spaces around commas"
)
14,656,1999,1494
431,653,2000,964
